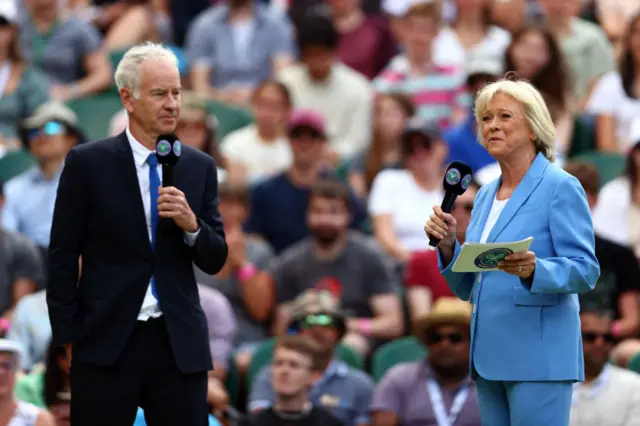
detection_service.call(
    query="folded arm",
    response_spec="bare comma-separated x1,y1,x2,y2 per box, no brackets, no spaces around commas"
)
47,149,89,345
189,160,228,274
524,176,600,294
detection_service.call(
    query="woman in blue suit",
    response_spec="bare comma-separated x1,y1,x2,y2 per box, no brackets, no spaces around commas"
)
424,78,600,426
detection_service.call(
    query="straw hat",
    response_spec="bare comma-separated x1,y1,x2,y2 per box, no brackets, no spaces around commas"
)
413,297,472,338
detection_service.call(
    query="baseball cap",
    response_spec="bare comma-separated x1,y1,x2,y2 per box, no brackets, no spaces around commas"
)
287,109,326,138
0,1,17,24
23,101,79,130
0,339,23,365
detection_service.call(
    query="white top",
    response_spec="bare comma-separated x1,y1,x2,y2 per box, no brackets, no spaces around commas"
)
586,71,640,152
125,128,200,321
220,124,292,184
368,169,444,251
433,26,511,70
8,401,40,426
479,197,509,243
276,62,372,160
570,364,640,426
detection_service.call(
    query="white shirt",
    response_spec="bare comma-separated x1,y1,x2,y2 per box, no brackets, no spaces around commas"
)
586,71,640,152
126,128,200,321
368,169,444,251
8,401,40,426
220,124,291,184
479,197,509,243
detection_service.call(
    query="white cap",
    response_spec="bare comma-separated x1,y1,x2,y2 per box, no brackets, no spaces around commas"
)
0,339,23,365
0,0,17,23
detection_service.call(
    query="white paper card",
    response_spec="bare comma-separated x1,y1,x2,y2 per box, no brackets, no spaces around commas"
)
451,237,534,273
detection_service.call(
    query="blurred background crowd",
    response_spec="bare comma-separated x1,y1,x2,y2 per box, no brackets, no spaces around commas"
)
0,0,638,424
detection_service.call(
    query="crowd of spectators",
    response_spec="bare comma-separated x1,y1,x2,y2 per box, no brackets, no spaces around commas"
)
0,0,639,425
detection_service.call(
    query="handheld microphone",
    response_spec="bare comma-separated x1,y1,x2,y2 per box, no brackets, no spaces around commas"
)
155,134,182,187
429,161,473,248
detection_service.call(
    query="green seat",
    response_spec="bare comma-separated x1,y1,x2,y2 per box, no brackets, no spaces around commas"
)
571,151,627,189
371,337,427,382
0,150,35,182
246,338,365,394
568,115,596,158
224,357,240,408
627,353,640,374
207,101,253,140
67,93,124,141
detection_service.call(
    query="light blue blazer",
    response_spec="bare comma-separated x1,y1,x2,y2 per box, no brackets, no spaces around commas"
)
439,153,600,382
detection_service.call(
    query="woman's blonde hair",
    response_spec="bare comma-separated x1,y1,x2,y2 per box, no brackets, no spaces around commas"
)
474,78,556,162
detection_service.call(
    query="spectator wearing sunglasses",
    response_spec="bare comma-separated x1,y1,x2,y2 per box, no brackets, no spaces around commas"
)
3,102,84,262
371,297,481,426
404,181,479,324
244,109,367,254
570,309,640,426
248,289,374,426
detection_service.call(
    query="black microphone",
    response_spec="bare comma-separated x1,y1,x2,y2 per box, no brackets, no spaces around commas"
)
429,161,473,248
155,134,182,187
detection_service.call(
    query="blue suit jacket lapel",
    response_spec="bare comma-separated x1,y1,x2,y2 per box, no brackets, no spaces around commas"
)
485,153,549,243
469,180,499,243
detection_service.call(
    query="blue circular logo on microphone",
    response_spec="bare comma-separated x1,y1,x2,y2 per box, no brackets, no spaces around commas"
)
157,140,171,156
461,174,472,190
445,168,461,185
172,141,182,157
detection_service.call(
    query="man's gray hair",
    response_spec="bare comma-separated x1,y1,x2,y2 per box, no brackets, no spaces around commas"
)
114,42,178,99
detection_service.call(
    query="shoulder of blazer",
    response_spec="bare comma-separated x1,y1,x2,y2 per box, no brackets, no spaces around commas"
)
72,133,127,159
537,161,575,194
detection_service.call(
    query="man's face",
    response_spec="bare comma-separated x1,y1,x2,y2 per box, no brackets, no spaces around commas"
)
581,313,615,372
307,196,350,246
301,46,335,81
272,347,315,398
327,0,359,16
289,127,326,169
452,187,477,243
298,314,341,352
122,58,181,138
28,122,75,163
425,324,470,378
0,353,17,398
405,15,438,57
229,0,251,8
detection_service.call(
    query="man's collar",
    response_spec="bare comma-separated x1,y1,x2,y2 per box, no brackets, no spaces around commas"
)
423,362,473,387
31,163,64,183
126,127,153,168
220,2,268,24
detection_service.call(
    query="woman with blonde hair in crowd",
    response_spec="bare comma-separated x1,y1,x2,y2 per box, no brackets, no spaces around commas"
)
425,77,599,425
348,92,414,199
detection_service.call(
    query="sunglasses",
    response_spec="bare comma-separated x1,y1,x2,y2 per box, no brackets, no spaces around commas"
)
290,127,323,140
425,331,465,345
0,17,10,27
28,121,65,140
299,314,335,329
582,332,616,344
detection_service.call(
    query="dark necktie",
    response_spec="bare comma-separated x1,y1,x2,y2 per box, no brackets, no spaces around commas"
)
146,153,161,302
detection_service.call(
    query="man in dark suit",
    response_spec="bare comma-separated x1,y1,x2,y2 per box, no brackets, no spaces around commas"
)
47,42,228,426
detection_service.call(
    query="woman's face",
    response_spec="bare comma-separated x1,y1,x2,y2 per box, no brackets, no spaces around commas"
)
480,93,535,161
253,84,289,132
376,96,409,142
628,19,640,60
510,31,550,79
176,109,208,151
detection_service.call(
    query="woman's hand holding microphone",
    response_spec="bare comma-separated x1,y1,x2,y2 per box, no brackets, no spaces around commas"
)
424,205,536,279
424,206,457,266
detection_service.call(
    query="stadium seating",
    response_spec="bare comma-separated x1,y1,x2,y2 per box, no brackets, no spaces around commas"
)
371,337,427,382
